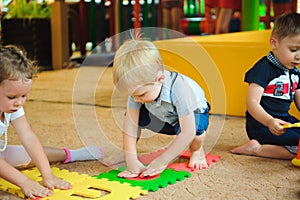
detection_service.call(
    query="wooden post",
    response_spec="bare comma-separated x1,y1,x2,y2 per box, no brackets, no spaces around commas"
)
50,0,69,70
114,0,121,47
90,0,96,48
79,0,88,56
109,0,115,36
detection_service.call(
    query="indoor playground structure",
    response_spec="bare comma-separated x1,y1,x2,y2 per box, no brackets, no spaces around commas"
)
94,0,300,117
67,0,299,54
1,1,300,199
25,0,296,60
1,0,299,117
2,0,299,117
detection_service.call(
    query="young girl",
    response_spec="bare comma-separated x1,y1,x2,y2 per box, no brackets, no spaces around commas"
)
112,36,210,178
0,45,103,199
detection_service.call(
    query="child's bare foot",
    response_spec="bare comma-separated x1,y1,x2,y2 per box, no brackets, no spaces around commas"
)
102,151,125,168
230,139,261,155
188,149,208,170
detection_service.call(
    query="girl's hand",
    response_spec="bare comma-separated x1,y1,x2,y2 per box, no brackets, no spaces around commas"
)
42,174,72,190
267,118,288,136
118,161,145,178
21,178,52,199
141,157,168,177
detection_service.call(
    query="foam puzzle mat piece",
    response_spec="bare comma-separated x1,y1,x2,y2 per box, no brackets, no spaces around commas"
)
0,167,147,200
115,166,161,181
179,151,221,166
167,162,196,172
138,148,167,165
167,155,220,172
179,150,220,161
206,154,221,166
136,150,221,173
95,168,191,192
179,150,191,159
138,149,220,166
126,174,160,181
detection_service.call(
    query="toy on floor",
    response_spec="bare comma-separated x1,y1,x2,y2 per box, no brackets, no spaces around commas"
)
292,139,300,167
138,148,166,165
0,167,147,200
126,173,160,181
179,150,220,166
95,149,220,191
139,149,220,172
95,168,191,192
168,151,220,172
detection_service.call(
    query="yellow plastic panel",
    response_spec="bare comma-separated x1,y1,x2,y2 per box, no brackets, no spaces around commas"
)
155,30,299,117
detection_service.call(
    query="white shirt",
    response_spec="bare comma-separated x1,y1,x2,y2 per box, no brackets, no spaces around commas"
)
0,107,24,137
128,70,208,126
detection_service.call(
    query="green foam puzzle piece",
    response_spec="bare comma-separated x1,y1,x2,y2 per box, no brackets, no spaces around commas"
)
94,168,191,192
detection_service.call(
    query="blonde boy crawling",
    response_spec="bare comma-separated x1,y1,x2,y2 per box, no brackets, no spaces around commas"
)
113,37,210,178
0,45,104,199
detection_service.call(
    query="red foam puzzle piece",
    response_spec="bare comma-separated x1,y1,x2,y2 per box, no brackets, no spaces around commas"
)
206,154,221,165
167,162,196,172
179,150,191,159
168,153,221,172
138,148,167,165
138,149,220,172
180,150,221,165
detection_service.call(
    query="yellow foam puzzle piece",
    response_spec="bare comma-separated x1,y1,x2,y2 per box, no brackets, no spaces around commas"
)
0,167,147,199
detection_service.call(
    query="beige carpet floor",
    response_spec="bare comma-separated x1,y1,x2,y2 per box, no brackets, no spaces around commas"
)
1,67,300,200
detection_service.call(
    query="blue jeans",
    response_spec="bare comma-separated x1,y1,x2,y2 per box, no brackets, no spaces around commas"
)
138,104,209,136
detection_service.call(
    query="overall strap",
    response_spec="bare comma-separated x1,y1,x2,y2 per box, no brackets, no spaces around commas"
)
170,71,178,88
170,71,178,105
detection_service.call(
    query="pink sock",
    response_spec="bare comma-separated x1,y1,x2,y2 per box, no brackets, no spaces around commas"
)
63,148,71,164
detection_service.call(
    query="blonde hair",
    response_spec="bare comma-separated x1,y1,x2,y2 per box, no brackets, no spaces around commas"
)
0,45,38,84
271,12,300,41
113,37,164,92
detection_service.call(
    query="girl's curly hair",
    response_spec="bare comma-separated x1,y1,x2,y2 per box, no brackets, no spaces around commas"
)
0,45,38,84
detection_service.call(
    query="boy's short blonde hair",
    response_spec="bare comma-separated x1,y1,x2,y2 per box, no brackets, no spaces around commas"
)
113,39,164,93
271,12,300,41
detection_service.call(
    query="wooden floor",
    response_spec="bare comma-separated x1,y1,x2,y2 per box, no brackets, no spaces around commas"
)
1,67,300,199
